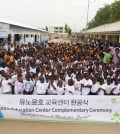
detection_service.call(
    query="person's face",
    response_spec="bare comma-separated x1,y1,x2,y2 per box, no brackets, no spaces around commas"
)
67,70,72,76
68,79,73,86
103,73,108,79
17,69,22,74
107,78,111,85
114,79,119,85
85,74,89,80
30,72,33,77
22,63,25,68
40,77,44,83
115,49,119,54
18,76,23,82
92,78,97,84
18,61,21,66
76,75,81,81
4,74,8,80
100,79,104,85
58,81,63,87
26,67,30,72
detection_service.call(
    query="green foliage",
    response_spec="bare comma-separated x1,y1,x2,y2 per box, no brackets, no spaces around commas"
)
65,24,72,35
65,24,68,33
68,27,72,35
88,0,120,29
45,26,48,31
114,112,120,117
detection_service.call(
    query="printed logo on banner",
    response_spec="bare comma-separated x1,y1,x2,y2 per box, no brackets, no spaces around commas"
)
111,98,118,104
111,112,120,124
0,111,4,119
111,98,120,124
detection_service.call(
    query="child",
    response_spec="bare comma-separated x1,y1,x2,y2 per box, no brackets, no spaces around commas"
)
81,73,92,95
56,80,65,95
14,74,24,94
23,74,34,95
35,76,48,95
47,76,57,95
74,74,82,95
65,79,75,95
105,78,114,95
1,74,12,94
90,77,99,95
97,78,106,95
112,78,120,95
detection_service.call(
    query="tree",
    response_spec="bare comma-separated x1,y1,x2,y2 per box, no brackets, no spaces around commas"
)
65,24,68,33
68,27,72,36
87,0,120,29
45,26,48,31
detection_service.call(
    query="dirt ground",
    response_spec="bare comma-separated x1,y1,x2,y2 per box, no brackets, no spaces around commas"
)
0,120,120,134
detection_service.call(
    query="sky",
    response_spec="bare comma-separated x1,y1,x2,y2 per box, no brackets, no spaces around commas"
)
0,0,115,32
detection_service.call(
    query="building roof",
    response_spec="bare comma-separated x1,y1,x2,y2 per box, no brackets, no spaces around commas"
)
84,21,120,34
0,18,47,32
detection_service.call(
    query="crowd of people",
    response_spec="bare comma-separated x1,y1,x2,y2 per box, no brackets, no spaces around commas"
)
0,41,120,95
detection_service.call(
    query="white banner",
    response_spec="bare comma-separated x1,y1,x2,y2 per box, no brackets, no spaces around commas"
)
0,96,120,124
0,23,9,38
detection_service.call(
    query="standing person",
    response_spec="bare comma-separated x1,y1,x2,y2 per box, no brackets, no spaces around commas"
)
65,69,73,84
47,76,57,95
14,74,24,94
74,74,82,95
0,74,12,94
81,73,92,95
65,79,75,95
112,48,120,64
23,74,34,95
56,80,65,95
35,76,48,95
103,49,111,64
90,77,99,95
104,78,114,95
112,78,120,95
97,78,106,95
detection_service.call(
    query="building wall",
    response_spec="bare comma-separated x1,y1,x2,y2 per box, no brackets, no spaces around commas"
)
78,33,120,43
48,26,66,34
9,26,48,44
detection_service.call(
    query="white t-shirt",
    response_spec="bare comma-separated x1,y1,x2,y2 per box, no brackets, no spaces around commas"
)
2,79,12,93
14,81,24,94
81,79,92,95
74,89,81,95
112,84,120,95
65,85,75,95
10,47,14,52
65,75,71,84
30,67,36,73
104,83,114,95
48,82,57,95
98,84,106,95
11,74,17,84
56,86,65,95
91,82,99,93
74,79,82,90
36,81,48,95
